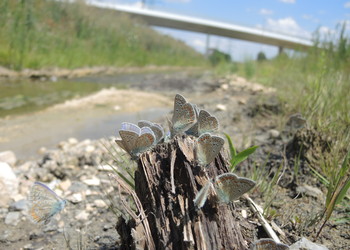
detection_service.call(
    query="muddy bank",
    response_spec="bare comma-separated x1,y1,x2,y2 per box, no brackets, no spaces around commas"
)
0,65,202,81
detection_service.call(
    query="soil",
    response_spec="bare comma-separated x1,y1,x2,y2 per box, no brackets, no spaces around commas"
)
0,70,348,249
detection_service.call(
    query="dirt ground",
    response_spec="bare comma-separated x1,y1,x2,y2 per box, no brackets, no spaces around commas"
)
0,70,348,249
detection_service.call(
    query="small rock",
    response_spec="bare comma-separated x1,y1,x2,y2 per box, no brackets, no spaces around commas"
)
38,147,47,155
216,104,227,111
94,199,107,208
290,237,329,250
296,185,324,199
221,84,229,90
85,145,95,153
68,193,83,203
68,137,78,145
269,129,280,138
82,177,101,186
114,105,121,111
75,210,89,221
5,211,21,225
0,151,16,166
59,179,72,191
98,165,114,171
9,199,27,211
0,162,19,207
103,224,114,231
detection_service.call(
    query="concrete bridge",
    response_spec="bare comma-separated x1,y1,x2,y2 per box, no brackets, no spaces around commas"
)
88,1,313,51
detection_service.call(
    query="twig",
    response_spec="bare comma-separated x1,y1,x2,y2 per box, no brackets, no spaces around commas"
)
244,194,281,243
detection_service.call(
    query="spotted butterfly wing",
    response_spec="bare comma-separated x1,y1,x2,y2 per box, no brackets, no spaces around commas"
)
214,173,255,203
28,182,66,224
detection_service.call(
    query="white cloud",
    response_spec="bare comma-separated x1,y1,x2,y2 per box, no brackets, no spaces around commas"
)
164,0,192,3
260,8,273,15
345,2,350,8
261,17,311,38
192,39,206,49
279,0,295,3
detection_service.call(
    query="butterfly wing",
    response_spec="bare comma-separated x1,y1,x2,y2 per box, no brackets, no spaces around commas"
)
215,173,255,203
196,133,212,166
171,95,196,136
150,123,164,144
253,239,279,250
198,110,219,135
28,182,66,224
132,127,155,156
119,122,140,154
138,120,153,128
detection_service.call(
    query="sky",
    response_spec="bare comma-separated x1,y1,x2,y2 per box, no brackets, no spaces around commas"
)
94,0,350,61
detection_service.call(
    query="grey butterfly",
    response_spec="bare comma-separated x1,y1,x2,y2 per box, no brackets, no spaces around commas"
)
169,94,196,137
252,238,289,250
186,109,219,137
138,120,165,144
214,173,255,203
196,132,224,166
115,122,155,159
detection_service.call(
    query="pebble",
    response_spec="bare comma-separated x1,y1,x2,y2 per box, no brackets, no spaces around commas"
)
290,237,329,250
59,179,72,191
216,104,227,111
0,151,17,166
9,199,27,211
83,177,101,186
94,199,107,208
296,185,324,200
5,211,21,225
75,210,89,221
85,145,95,153
269,129,280,138
68,193,83,203
0,162,19,207
68,137,78,145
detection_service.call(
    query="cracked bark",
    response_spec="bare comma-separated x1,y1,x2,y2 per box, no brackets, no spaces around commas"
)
117,135,252,249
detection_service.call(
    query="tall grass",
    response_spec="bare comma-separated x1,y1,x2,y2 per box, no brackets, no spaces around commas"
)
232,23,350,228
0,0,206,70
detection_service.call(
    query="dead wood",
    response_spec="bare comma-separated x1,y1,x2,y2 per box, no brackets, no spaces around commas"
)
117,135,254,249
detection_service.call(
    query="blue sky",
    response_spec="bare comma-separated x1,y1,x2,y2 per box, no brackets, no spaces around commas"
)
94,0,350,60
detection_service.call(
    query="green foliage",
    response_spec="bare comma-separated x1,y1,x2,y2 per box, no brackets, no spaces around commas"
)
224,133,258,172
256,51,267,62
208,48,231,66
0,0,206,69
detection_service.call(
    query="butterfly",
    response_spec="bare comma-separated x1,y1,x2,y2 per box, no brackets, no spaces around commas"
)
169,94,196,137
214,173,256,203
27,182,67,224
186,109,219,137
196,132,224,166
115,122,155,159
252,238,289,250
138,120,164,144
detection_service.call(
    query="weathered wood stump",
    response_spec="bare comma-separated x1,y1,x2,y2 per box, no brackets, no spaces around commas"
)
117,135,254,249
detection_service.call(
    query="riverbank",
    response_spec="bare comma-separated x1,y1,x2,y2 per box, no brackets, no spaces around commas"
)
0,72,348,249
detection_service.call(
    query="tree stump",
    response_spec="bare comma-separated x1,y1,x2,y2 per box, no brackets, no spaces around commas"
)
116,134,254,249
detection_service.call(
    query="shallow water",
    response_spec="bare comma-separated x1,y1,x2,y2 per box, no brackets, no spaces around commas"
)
0,72,174,160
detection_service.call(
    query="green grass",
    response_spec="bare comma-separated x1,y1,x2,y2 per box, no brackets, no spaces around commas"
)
0,0,206,70
220,23,350,231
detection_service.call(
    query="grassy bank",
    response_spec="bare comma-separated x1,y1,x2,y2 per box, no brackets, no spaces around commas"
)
217,25,350,227
0,0,206,70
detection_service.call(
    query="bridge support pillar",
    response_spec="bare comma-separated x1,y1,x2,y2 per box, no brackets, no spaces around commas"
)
278,46,284,55
205,34,210,57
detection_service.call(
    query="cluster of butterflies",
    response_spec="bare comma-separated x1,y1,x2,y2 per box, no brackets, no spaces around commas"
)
115,93,223,166
115,93,256,208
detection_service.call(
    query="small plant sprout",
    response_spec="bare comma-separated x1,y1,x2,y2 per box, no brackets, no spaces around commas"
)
224,133,258,172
